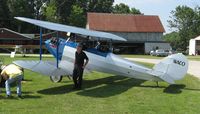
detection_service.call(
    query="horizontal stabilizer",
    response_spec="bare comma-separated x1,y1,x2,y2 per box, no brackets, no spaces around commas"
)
13,60,69,76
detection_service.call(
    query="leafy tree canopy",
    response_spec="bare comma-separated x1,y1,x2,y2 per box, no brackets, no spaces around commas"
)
166,5,200,51
112,3,141,14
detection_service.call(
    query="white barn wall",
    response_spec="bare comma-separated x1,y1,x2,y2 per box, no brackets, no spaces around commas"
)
189,39,196,55
111,32,171,54
145,43,171,54
111,32,164,42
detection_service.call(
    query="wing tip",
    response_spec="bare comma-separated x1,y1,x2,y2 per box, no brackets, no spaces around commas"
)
14,17,22,20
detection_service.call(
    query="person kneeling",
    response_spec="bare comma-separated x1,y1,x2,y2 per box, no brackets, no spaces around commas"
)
1,64,23,99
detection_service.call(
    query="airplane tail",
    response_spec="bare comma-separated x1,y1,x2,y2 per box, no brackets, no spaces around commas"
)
151,53,188,84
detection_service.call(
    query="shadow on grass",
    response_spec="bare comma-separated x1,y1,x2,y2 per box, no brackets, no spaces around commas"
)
184,88,200,91
0,90,41,99
163,84,200,94
0,79,32,88
22,79,33,82
22,95,41,99
0,94,41,99
137,85,166,89
163,84,186,94
0,91,33,94
77,76,145,98
138,84,190,94
37,84,74,95
37,75,145,97
37,76,200,97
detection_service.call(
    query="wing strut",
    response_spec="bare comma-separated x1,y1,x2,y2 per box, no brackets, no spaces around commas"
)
56,31,59,68
39,27,43,60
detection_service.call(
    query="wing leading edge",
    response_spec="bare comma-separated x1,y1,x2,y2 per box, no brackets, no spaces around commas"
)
14,17,127,41
13,60,69,76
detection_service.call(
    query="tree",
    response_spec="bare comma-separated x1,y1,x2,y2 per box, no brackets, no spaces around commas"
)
0,0,11,28
42,0,76,24
112,3,141,14
168,5,200,50
130,7,141,14
68,5,86,27
3,0,142,32
33,0,48,20
8,0,35,32
73,0,114,27
56,0,75,24
43,0,58,22
88,0,114,13
43,0,114,27
164,32,180,50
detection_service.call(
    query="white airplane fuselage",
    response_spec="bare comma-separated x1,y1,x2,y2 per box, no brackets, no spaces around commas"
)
56,40,160,82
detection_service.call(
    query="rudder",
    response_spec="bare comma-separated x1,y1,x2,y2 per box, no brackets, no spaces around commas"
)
152,53,188,84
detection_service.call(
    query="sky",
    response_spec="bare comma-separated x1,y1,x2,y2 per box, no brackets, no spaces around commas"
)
114,0,200,33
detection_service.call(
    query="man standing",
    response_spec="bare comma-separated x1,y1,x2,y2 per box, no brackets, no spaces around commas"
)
73,44,89,89
0,64,23,98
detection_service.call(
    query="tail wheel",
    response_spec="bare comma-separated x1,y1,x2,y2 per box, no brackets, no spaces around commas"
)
50,75,63,83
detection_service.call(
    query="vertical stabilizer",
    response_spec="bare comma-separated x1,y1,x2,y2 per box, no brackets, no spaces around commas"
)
152,53,188,84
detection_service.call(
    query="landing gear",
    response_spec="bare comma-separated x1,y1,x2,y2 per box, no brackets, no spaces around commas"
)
156,81,159,87
50,75,63,83
67,75,72,80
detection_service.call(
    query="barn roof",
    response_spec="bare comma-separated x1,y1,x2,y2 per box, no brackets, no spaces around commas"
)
194,35,200,40
87,13,165,33
0,28,32,39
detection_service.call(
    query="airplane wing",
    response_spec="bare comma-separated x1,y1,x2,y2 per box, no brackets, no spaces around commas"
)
13,60,91,76
13,60,69,76
14,17,127,41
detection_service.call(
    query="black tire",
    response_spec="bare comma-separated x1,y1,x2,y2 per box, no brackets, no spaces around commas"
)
50,75,63,83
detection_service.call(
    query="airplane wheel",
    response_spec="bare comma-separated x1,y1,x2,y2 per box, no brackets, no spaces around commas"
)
66,75,72,80
50,75,63,83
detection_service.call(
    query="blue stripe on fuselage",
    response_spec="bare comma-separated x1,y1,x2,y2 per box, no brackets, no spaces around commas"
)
45,38,66,60
65,41,109,57
45,38,109,58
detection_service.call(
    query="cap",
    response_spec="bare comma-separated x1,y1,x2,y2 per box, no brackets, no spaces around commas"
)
77,43,83,48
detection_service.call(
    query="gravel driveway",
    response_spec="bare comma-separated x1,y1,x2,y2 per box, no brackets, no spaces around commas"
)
126,58,200,79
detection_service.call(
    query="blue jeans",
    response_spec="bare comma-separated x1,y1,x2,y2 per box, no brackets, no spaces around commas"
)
5,75,23,96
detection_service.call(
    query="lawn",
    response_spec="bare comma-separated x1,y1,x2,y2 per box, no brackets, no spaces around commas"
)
120,54,200,61
187,55,200,61
0,56,200,114
120,54,164,59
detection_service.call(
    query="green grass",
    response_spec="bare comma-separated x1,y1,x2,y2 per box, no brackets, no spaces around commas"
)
120,54,200,61
187,55,200,61
120,54,164,59
0,56,200,114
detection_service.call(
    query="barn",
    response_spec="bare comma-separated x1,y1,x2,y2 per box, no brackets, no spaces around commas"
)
189,35,200,55
87,13,171,54
0,28,66,54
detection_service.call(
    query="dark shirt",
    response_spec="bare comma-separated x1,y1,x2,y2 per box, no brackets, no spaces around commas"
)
75,51,88,66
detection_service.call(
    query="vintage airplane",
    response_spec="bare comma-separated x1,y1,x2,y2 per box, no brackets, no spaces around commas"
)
13,17,188,85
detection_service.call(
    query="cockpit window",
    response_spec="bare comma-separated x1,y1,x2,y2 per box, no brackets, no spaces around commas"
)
50,37,58,45
95,41,110,52
78,40,111,53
